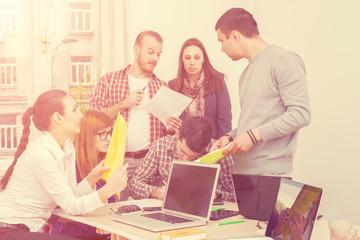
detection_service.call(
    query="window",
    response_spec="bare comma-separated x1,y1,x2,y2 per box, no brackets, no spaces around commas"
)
0,114,18,150
71,56,92,85
70,2,91,32
0,58,17,86
0,3,16,33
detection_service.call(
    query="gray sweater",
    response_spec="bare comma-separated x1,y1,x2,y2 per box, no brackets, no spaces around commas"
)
230,45,311,174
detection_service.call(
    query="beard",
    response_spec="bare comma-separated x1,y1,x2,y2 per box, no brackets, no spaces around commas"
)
136,56,157,74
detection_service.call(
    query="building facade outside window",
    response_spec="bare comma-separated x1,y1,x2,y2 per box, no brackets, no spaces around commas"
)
0,58,17,86
70,2,91,33
0,114,17,151
0,3,16,33
71,56,92,85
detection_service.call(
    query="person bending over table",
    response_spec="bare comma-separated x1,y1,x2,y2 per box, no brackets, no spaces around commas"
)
0,90,128,240
128,116,234,202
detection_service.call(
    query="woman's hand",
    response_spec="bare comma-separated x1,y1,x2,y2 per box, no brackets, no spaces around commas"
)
166,116,182,132
97,163,128,202
86,160,110,188
106,163,128,193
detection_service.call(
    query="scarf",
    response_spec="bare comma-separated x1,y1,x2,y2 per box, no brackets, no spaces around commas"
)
183,71,205,118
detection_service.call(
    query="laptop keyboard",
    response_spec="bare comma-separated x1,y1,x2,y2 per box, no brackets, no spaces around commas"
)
141,212,192,224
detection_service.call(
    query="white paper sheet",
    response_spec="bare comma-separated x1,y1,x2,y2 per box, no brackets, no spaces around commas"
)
145,86,192,127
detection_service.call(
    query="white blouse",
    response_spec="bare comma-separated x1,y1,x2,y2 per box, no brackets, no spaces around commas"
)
0,131,104,232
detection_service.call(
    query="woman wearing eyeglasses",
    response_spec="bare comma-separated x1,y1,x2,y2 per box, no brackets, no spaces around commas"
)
50,110,116,239
0,90,128,240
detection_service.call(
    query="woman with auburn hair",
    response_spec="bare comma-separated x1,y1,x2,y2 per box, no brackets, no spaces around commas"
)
50,110,116,239
168,38,232,139
75,110,114,181
0,90,128,240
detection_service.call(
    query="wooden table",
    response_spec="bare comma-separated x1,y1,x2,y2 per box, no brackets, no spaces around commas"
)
53,201,261,240
53,201,332,239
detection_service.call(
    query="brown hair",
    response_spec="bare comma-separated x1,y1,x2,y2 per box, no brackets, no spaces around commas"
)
215,8,259,38
134,30,163,47
0,89,67,191
75,110,113,180
171,38,225,96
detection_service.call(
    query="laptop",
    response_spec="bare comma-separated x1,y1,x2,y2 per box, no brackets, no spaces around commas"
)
215,178,323,240
232,174,281,221
113,160,220,232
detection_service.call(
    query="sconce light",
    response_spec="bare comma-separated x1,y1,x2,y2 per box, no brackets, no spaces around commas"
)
41,29,51,53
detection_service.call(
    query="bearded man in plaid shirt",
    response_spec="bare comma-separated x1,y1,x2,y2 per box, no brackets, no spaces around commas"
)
90,30,178,200
128,116,235,202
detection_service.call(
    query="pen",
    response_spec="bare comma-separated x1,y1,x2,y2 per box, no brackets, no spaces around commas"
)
215,220,245,226
109,207,116,214
142,79,151,91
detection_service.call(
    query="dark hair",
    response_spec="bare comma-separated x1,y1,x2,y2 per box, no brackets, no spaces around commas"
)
0,89,68,191
215,8,259,38
179,116,212,153
134,30,163,47
171,38,225,96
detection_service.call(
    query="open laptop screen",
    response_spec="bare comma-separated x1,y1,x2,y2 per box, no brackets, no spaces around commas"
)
163,161,219,218
265,178,323,240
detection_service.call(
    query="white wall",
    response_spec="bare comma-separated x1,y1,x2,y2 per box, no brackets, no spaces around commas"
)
126,0,253,128
254,0,360,225
125,0,360,224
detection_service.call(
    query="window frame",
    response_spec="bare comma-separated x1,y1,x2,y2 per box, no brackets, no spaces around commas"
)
70,5,92,33
71,58,92,86
0,61,17,86
0,8,16,33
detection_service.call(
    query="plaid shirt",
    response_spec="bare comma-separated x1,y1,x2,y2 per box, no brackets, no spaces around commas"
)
128,135,235,201
90,65,168,144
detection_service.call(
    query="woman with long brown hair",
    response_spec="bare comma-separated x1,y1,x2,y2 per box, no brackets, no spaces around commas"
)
0,90,128,240
168,38,232,139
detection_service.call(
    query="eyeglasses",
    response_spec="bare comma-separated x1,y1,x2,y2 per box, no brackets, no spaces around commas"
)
95,129,113,140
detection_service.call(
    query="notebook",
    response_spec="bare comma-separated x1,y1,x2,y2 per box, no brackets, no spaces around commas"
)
113,160,220,232
232,174,281,221
215,178,323,240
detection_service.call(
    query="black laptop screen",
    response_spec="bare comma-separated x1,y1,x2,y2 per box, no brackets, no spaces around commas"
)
265,178,323,240
163,162,218,218
232,174,281,221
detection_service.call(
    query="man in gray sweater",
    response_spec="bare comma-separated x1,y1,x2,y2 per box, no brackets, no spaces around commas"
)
211,8,311,176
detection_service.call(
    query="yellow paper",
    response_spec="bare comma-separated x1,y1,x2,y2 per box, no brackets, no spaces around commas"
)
158,228,206,240
199,148,225,163
101,113,127,198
